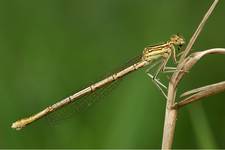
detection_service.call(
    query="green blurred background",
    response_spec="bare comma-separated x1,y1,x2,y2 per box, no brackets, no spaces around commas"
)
1,0,225,148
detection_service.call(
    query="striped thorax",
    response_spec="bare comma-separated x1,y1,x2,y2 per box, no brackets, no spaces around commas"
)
141,34,185,63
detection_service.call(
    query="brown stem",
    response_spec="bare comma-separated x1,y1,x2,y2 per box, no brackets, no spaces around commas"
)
161,0,220,148
162,48,225,149
172,81,225,109
179,0,219,63
161,48,225,149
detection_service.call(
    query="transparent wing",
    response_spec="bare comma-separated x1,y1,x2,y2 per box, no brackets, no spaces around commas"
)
46,53,143,126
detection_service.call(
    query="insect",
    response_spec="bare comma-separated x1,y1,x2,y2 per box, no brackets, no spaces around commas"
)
11,34,185,130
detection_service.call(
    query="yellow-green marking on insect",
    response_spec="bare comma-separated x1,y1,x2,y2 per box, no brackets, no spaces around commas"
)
11,34,185,130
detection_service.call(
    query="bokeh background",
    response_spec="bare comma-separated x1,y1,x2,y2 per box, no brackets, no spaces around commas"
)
1,0,225,148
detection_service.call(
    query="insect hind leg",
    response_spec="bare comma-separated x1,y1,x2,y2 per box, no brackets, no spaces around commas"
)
147,73,168,99
145,59,168,99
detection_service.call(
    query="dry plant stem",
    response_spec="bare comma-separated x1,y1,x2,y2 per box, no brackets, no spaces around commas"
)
173,81,225,109
161,0,220,148
161,82,178,149
179,0,219,62
181,80,225,97
161,48,225,149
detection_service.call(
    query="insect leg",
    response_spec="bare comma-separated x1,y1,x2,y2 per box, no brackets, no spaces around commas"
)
147,73,167,99
145,59,168,98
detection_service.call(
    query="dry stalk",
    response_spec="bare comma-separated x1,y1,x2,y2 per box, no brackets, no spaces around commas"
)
163,48,225,149
161,48,225,148
173,80,225,109
161,0,220,149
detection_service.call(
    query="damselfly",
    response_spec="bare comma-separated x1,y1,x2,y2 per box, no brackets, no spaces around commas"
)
11,34,185,130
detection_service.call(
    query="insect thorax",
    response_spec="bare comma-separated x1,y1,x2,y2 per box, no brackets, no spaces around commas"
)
141,42,172,62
